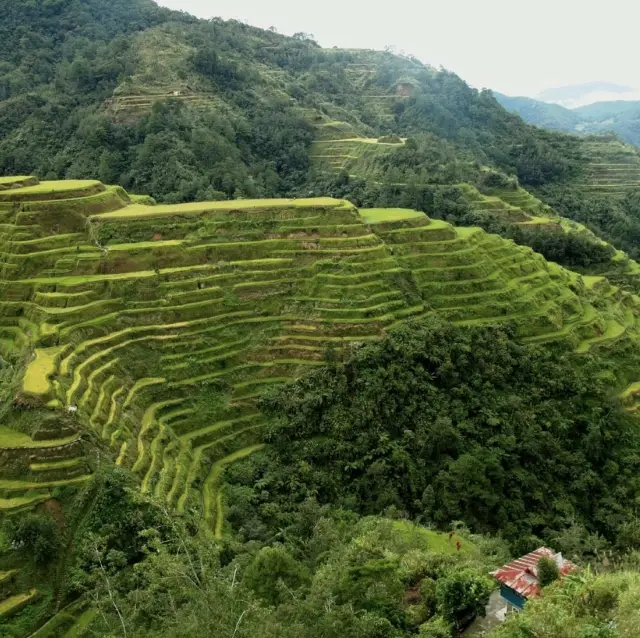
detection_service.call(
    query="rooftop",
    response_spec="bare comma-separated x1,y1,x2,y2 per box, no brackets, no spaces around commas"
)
491,547,577,600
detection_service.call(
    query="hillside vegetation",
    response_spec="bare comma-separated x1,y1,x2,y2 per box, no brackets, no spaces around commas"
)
1,177,640,635
3,0,640,636
496,91,640,148
5,0,640,269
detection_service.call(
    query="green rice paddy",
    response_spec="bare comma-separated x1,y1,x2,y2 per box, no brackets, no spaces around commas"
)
360,208,426,223
1,175,639,626
0,175,638,576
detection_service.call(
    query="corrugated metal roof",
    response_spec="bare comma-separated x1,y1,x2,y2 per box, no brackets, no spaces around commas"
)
491,547,577,600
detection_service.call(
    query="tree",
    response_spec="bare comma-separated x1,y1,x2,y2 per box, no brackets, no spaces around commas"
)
6,513,59,565
244,546,311,606
537,557,560,587
192,47,219,77
435,570,493,628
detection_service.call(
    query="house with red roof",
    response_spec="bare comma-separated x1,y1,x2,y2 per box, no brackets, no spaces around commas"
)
491,547,577,610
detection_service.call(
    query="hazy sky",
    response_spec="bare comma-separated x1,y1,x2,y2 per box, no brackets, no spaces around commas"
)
157,0,639,97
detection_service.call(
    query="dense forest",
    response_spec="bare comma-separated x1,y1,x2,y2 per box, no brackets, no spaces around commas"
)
3,1,640,637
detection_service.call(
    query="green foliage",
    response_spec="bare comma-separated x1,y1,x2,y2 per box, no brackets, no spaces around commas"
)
538,183,640,262
37,475,501,638
259,318,640,546
5,513,59,565
418,616,452,637
435,569,493,628
491,568,640,638
537,556,560,587
4,2,640,636
478,169,518,191
456,213,616,269
64,466,166,598
244,546,311,606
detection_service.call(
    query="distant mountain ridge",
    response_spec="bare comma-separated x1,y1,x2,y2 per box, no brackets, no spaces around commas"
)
537,82,639,108
495,92,640,147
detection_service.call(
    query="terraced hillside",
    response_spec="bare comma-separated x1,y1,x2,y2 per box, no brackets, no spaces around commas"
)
1,178,640,548
0,180,431,542
579,137,640,196
458,182,640,284
310,137,405,174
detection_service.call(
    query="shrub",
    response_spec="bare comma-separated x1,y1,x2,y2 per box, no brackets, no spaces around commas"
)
244,546,311,606
537,556,560,587
435,569,493,628
478,169,518,191
7,513,59,565
419,616,453,637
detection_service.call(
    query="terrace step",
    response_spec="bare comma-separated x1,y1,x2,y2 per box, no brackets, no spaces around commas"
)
0,588,39,619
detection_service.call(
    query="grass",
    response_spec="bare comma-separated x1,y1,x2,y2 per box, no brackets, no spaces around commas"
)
107,239,185,250
310,138,401,174
0,570,17,583
0,427,78,449
0,589,38,618
0,495,50,511
575,319,627,353
91,197,349,220
391,521,476,554
203,444,266,538
30,458,86,471
0,476,91,491
180,413,263,443
621,381,640,399
0,180,101,200
4,180,99,193
359,208,426,224
22,346,64,395
133,399,183,474
64,607,97,637
0,176,34,184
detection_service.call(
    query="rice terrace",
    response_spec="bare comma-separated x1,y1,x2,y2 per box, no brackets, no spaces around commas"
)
5,0,640,635
0,175,638,535
3,175,640,636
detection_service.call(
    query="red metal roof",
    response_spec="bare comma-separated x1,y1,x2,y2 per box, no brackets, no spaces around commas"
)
491,547,577,600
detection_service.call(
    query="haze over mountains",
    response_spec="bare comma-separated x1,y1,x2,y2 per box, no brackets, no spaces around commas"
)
536,82,640,109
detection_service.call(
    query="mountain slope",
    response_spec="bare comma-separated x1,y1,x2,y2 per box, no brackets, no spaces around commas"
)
4,3,640,634
538,81,638,108
0,0,581,199
8,0,640,273
1,179,640,525
493,92,582,131
495,91,640,148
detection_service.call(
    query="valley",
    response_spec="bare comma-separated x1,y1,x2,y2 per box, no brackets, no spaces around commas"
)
2,0,640,636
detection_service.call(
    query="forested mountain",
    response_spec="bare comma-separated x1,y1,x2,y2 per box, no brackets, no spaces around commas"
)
6,0,640,272
3,1,640,637
537,82,638,108
496,91,640,148
1,0,577,199
494,93,583,131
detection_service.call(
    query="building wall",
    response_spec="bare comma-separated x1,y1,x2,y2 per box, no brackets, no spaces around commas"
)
499,584,527,610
